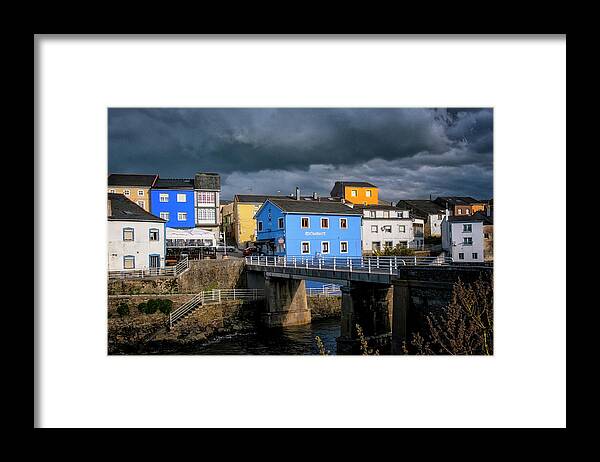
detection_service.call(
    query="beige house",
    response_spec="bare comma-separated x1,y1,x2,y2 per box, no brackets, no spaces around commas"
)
107,173,158,212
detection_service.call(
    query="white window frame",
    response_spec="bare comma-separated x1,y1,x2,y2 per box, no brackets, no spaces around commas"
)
149,228,160,241
301,216,310,228
472,252,478,260
463,237,473,246
351,189,357,197
321,217,329,229
177,212,187,221
136,200,145,208
159,193,169,203
108,189,115,193
321,241,330,254
340,241,348,253
398,225,406,233
301,241,310,254
122,227,134,241
463,224,472,232
339,218,348,229
458,252,465,260
257,221,263,232
138,190,144,196
369,210,376,218
159,212,170,221
123,189,130,197
176,193,187,203
278,217,284,229
366,190,372,197
382,225,392,233
371,225,378,233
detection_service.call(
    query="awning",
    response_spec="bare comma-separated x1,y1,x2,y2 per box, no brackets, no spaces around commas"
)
253,238,275,245
166,227,216,244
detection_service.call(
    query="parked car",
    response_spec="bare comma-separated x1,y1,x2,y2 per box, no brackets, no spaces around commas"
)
243,246,260,257
215,242,236,252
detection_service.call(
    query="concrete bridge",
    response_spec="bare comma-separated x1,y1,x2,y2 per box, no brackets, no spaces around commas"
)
245,255,492,354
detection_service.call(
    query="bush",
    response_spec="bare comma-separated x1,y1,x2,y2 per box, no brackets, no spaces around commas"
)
158,299,173,315
373,245,415,256
137,302,147,314
145,299,159,314
116,302,130,317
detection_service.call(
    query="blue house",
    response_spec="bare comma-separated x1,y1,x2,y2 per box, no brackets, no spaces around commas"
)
254,198,363,258
150,178,196,228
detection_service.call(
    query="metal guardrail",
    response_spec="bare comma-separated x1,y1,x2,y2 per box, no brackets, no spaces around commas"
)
245,254,452,275
306,284,342,296
108,256,189,280
168,288,265,329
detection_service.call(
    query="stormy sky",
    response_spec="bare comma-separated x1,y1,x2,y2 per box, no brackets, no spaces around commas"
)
108,108,493,202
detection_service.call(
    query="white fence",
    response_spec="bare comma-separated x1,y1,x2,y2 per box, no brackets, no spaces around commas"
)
108,256,189,280
245,254,452,275
169,288,265,329
306,284,342,296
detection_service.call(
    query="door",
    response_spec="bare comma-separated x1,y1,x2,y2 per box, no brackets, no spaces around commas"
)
149,255,160,268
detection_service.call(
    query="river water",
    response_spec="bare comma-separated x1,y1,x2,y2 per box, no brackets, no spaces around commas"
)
181,318,341,355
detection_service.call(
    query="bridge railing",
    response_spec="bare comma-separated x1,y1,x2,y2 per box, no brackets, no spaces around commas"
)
109,255,189,280
306,285,342,296
245,255,452,274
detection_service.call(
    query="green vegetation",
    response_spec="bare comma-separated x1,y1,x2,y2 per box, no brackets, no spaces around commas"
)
158,299,173,315
116,302,130,317
137,302,147,314
373,245,415,256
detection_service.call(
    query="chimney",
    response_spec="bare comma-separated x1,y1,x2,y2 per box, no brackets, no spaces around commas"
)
312,192,318,200
295,187,300,201
487,204,491,217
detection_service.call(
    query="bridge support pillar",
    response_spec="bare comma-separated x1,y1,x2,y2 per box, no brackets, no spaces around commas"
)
390,280,410,354
336,282,393,354
261,276,311,328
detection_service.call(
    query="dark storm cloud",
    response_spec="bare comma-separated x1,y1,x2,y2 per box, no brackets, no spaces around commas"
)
108,108,493,200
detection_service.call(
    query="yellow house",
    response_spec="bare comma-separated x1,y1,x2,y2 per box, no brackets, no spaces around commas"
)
330,181,379,205
233,194,286,248
107,174,158,213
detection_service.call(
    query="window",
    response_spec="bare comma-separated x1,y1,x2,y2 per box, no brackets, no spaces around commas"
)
149,228,159,241
340,241,348,253
463,224,472,232
321,217,329,229
398,241,407,248
197,208,216,222
138,190,144,196
457,209,462,215
382,225,392,233
472,252,478,259
321,241,329,254
301,217,310,228
198,191,215,204
351,190,357,197
484,232,492,239
177,193,187,203
278,217,284,229
384,241,393,248
137,200,145,208
372,241,381,251
371,225,378,233
257,221,263,232
108,189,115,193
366,190,372,197
397,212,403,218
463,237,473,246
398,225,406,233
159,193,169,202
458,253,464,260
122,228,134,241
301,241,310,254
123,256,135,269
178,212,187,221
369,210,376,218
160,212,169,221
466,209,470,215
383,211,390,218
123,190,130,196
339,218,348,229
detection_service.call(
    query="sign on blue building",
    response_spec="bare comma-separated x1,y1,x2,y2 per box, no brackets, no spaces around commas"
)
254,198,363,258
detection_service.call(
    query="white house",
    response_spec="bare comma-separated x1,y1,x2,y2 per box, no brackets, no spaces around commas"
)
108,193,167,271
441,212,488,263
359,205,425,253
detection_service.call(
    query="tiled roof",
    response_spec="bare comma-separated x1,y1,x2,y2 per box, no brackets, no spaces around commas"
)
153,178,195,189
234,194,289,203
108,173,158,187
330,181,377,197
108,193,165,222
448,211,493,224
268,198,362,215
396,200,446,216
